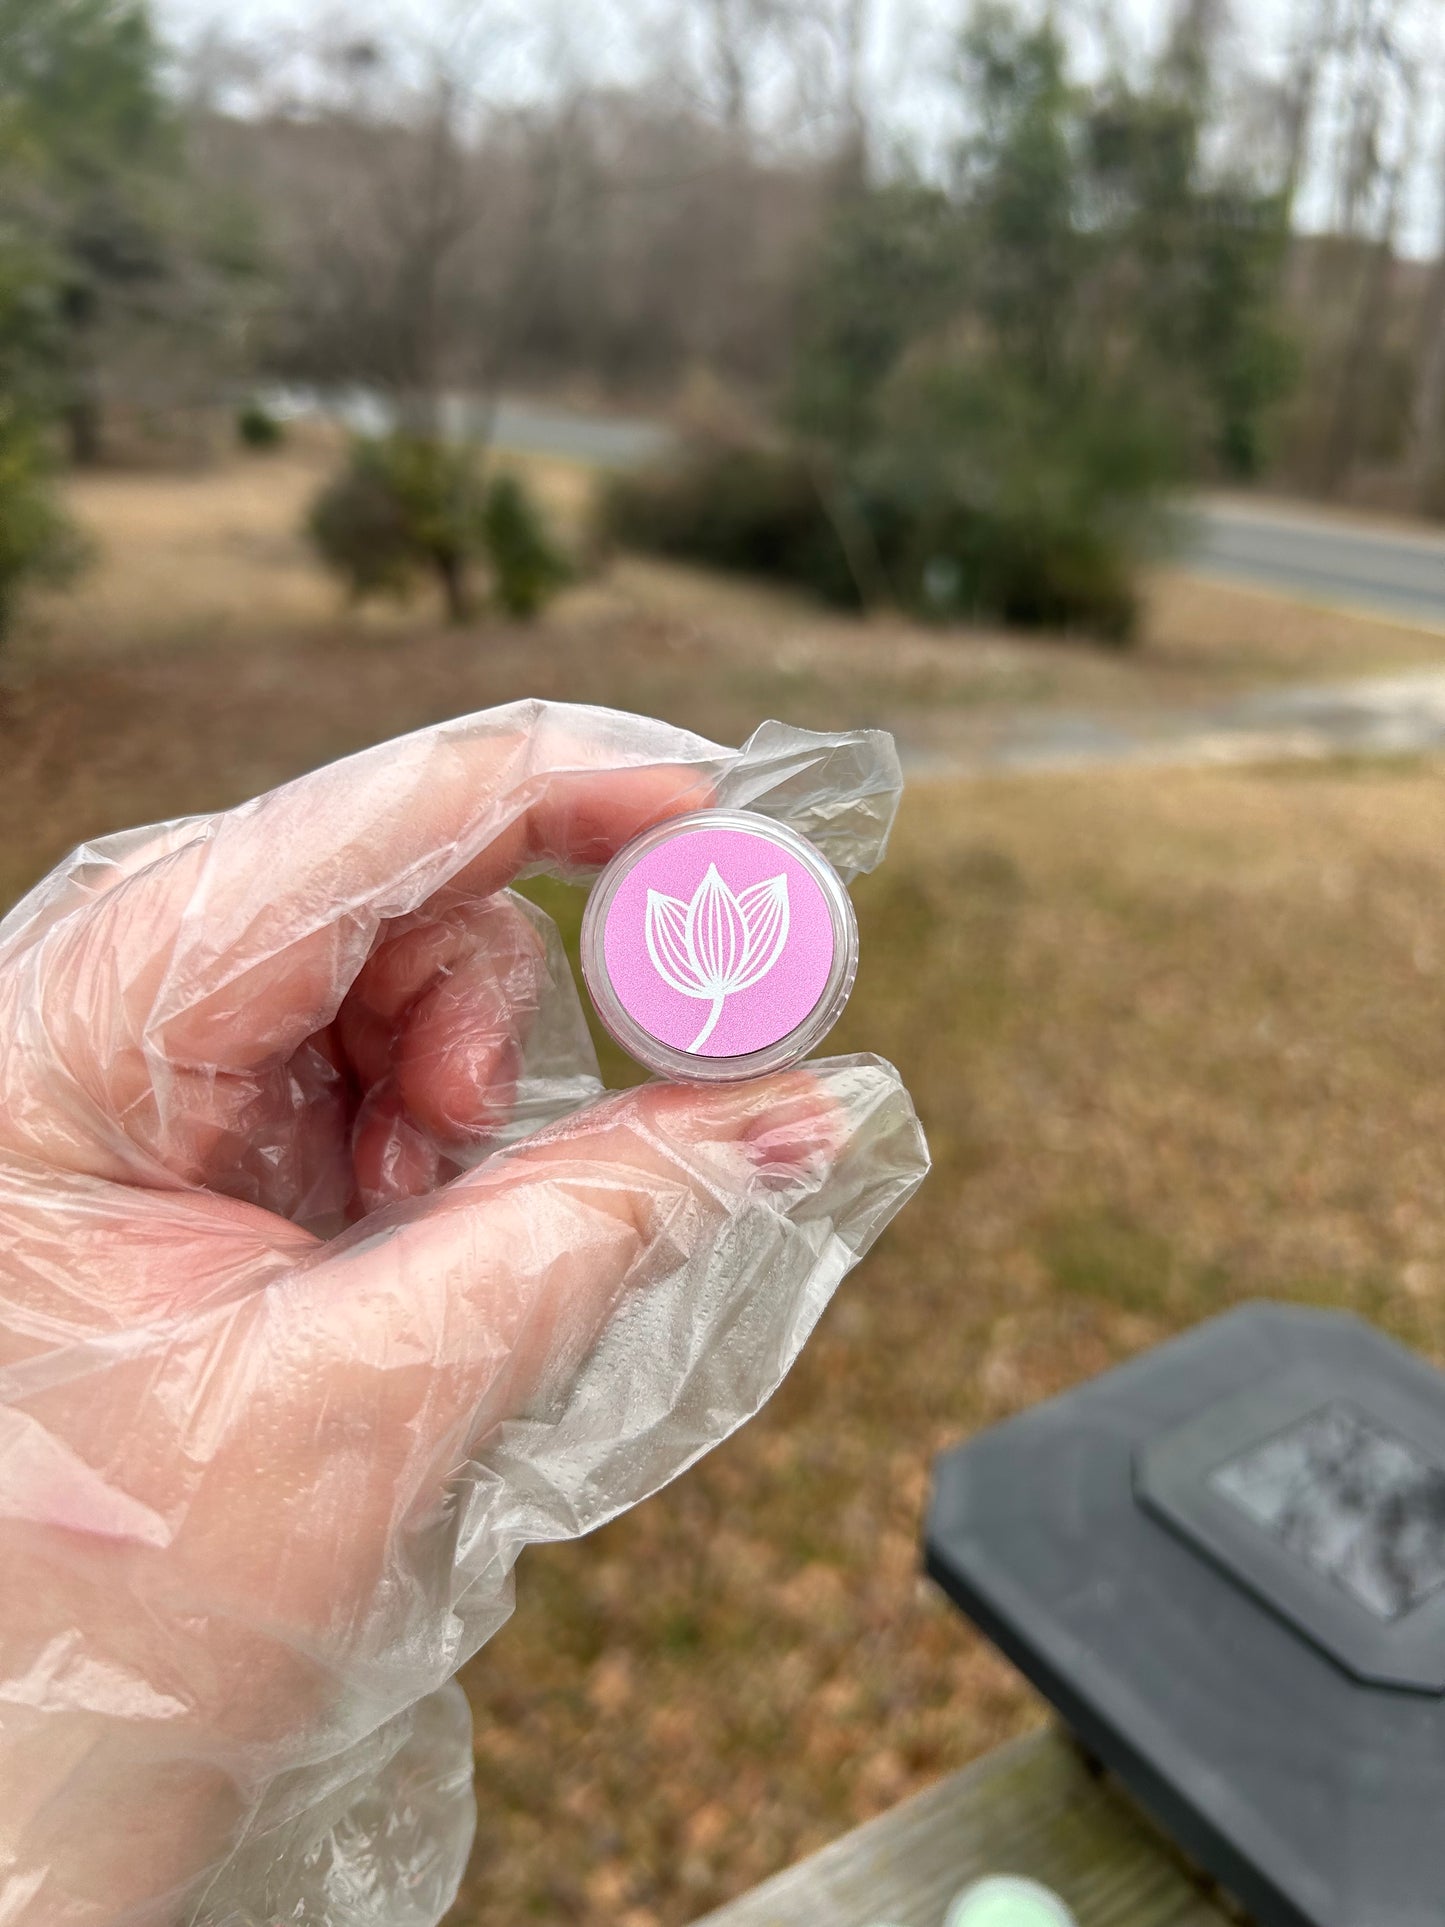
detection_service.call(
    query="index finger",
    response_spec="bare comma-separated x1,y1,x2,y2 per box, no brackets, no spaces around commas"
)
30,705,721,1078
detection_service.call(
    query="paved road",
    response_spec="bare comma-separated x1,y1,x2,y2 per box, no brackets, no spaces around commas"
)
267,386,677,468
1186,498,1445,629
489,397,674,468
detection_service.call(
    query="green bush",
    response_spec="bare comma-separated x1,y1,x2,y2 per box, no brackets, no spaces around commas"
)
606,403,1167,642
0,408,86,646
310,434,480,620
856,356,1177,640
480,472,569,618
605,442,862,608
237,401,284,450
309,435,564,624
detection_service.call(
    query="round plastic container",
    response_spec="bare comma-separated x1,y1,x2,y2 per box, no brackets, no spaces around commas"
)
580,809,859,1083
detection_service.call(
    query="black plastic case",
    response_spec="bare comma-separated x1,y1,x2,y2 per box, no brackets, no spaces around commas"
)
925,1303,1445,1927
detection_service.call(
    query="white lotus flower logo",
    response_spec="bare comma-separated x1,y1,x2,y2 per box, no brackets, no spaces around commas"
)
645,864,791,1051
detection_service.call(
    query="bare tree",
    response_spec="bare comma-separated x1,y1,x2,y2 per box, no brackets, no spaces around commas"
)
201,1,588,441
1278,0,1340,217
669,0,796,152
662,0,876,167
1162,0,1229,93
1316,0,1421,489
791,0,876,183
1410,109,1445,505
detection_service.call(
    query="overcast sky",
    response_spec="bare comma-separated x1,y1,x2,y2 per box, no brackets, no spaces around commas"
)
150,0,1299,70
150,0,1297,94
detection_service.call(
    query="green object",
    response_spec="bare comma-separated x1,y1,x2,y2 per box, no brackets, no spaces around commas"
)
480,471,568,618
0,402,87,645
945,1874,1077,1927
309,433,486,622
237,401,284,450
310,436,566,625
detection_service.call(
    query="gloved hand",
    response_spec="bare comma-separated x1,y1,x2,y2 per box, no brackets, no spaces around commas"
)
0,702,927,1927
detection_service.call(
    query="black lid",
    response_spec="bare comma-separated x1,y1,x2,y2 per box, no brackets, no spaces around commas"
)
924,1303,1445,1927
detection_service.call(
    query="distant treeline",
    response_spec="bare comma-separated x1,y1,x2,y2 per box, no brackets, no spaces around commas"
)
195,93,836,405
173,2,1445,515
5,0,1445,641
8,0,1445,504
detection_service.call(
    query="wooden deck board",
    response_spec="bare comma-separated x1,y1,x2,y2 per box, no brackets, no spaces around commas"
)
692,1729,1236,1927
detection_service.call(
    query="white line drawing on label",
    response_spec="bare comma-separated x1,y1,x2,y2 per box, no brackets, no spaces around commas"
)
644,864,791,1051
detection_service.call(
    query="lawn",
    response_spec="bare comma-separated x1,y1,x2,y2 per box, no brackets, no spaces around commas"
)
7,452,1445,1924
9,443,1445,916
452,759,1445,1925
15,442,1445,754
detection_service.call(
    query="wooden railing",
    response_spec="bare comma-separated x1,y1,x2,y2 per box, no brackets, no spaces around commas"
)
692,1728,1236,1927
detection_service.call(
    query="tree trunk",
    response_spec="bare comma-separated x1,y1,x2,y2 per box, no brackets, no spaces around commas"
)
1409,131,1445,510
832,0,871,191
1165,0,1228,97
436,551,471,624
707,0,752,149
1280,0,1337,217
65,395,103,467
1321,161,1408,495
1317,8,1415,494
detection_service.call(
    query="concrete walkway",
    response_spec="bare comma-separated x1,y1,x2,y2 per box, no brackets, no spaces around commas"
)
900,668,1445,776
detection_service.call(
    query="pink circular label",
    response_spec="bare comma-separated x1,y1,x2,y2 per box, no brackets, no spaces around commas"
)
601,826,836,1058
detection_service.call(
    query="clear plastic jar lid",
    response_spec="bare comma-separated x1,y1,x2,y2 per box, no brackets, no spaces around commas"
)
580,809,859,1084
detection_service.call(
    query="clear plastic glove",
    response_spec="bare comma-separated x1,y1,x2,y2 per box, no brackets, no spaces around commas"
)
0,702,928,1927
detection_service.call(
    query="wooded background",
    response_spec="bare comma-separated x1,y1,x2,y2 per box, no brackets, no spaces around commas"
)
7,0,1445,501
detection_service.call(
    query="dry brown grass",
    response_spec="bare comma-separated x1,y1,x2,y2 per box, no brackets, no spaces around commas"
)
15,439,598,666
1138,570,1445,685
452,759,1445,1925
20,437,343,663
15,448,1445,727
